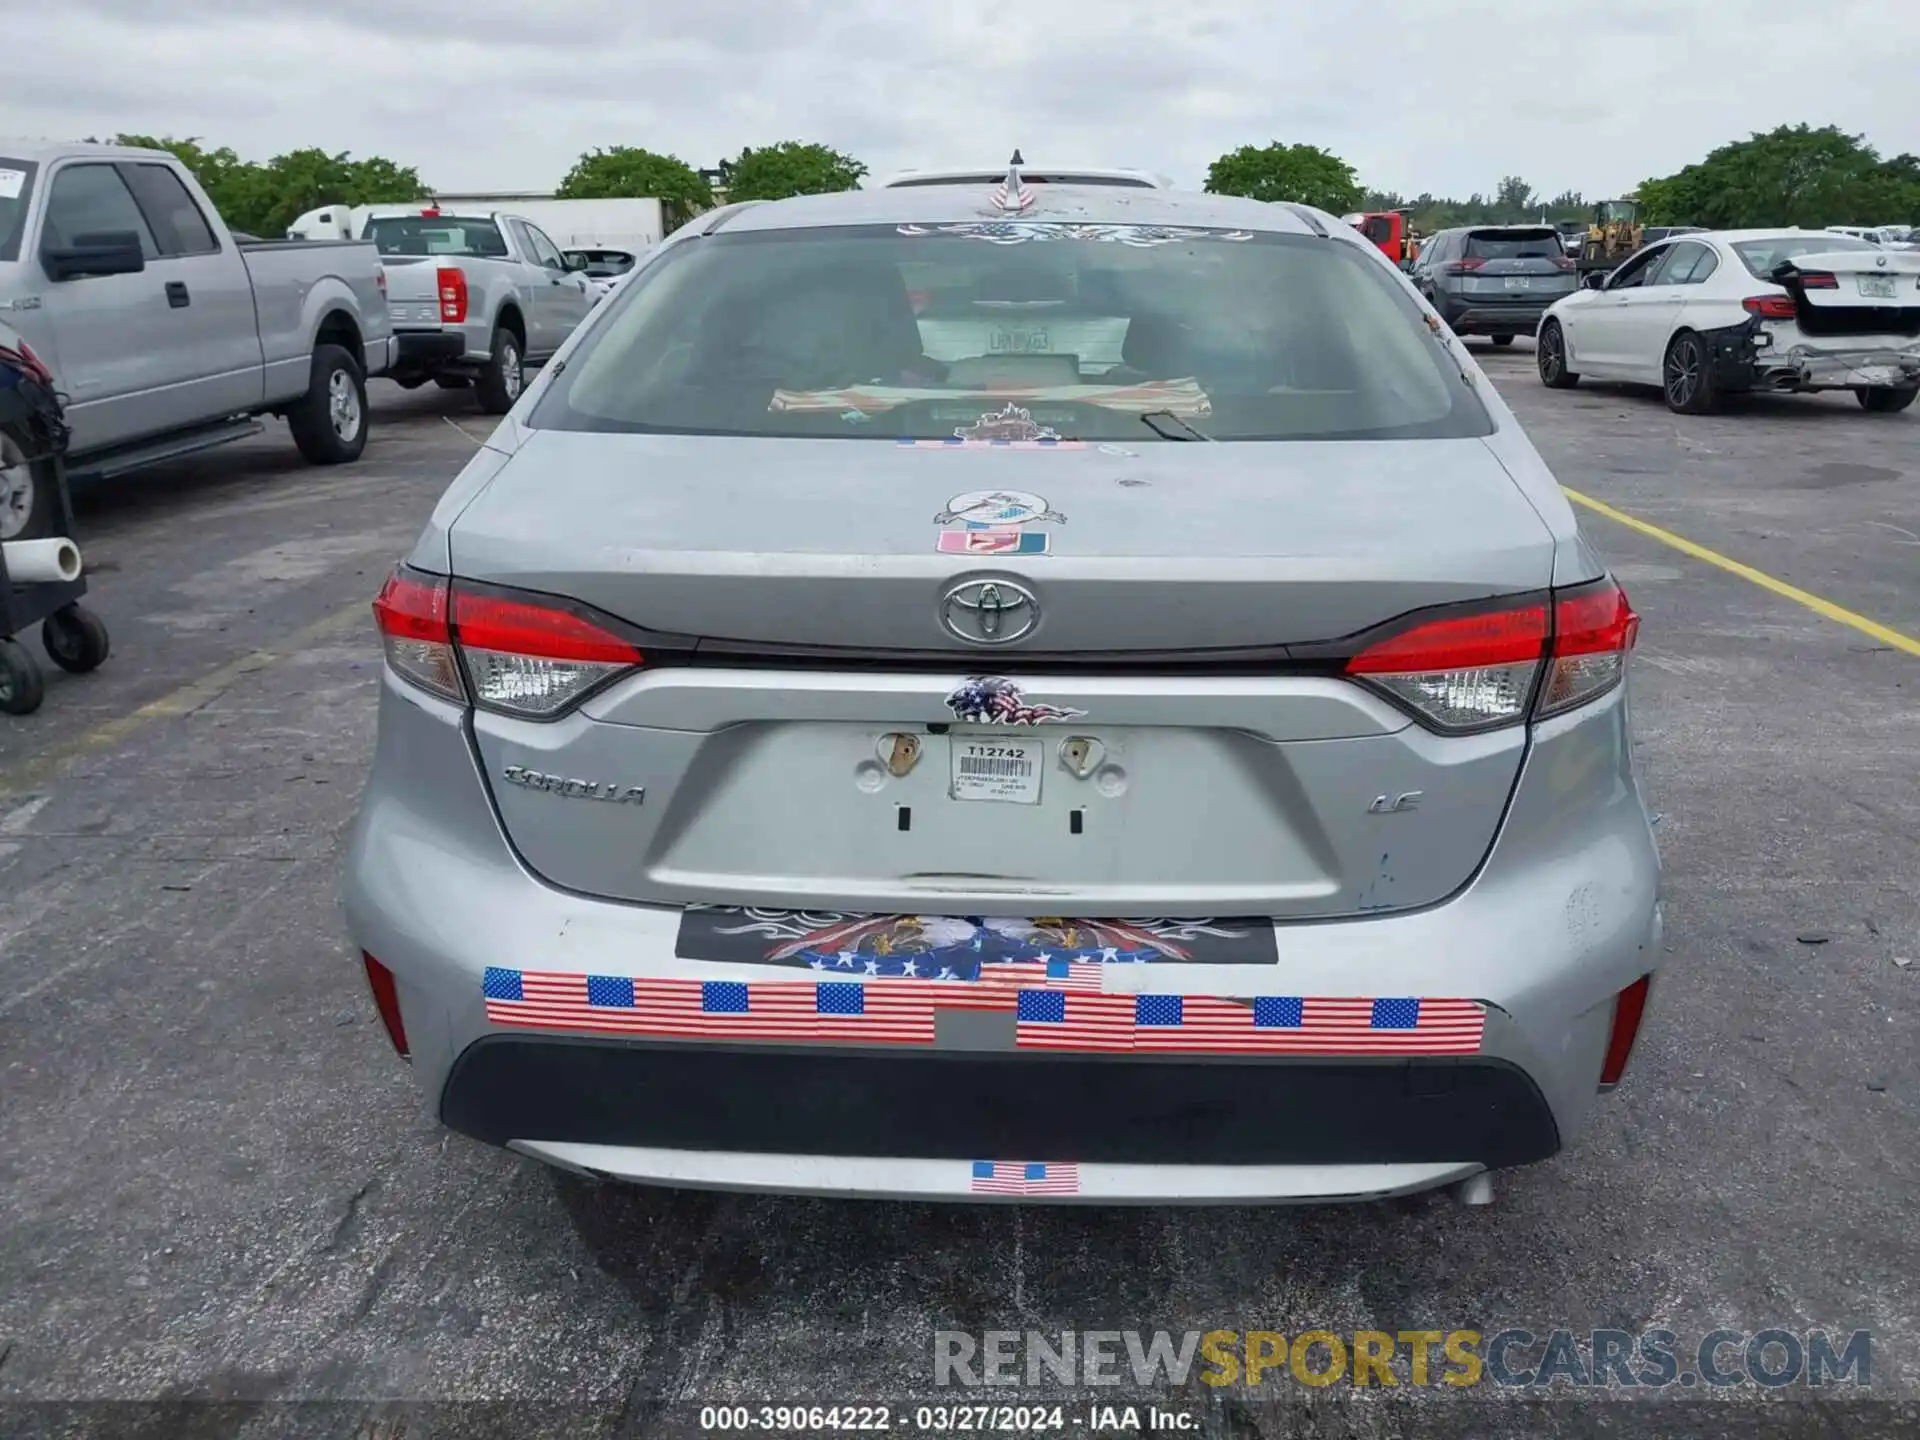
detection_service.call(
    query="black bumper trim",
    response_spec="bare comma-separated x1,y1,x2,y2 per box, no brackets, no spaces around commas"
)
1441,304,1554,335
390,331,467,372
440,1035,1562,1169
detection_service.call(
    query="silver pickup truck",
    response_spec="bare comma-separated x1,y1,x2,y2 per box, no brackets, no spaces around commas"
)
371,208,598,414
0,140,392,539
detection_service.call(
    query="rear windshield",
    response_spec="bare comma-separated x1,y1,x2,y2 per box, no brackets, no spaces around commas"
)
364,215,507,259
568,249,635,274
1463,229,1563,259
531,222,1492,443
0,158,36,263
1734,233,1878,278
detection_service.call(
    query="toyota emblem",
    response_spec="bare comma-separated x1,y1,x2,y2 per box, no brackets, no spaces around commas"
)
940,576,1039,646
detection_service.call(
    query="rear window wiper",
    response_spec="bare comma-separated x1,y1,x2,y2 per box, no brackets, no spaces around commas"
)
1139,410,1213,442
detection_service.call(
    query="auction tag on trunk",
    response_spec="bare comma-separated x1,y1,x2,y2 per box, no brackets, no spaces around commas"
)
950,735,1043,804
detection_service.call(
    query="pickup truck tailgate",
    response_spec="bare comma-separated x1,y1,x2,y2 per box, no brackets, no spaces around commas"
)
381,258,446,328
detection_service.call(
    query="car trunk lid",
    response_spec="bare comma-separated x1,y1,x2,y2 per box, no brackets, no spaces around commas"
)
449,431,1558,919
449,431,1555,651
1773,249,1920,337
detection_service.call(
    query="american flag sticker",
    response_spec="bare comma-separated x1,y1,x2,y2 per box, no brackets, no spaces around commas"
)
481,968,1485,1056
970,1161,1081,1196
936,528,1049,555
1124,994,1485,1054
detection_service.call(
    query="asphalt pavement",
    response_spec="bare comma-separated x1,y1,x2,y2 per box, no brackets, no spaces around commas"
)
0,357,1916,1439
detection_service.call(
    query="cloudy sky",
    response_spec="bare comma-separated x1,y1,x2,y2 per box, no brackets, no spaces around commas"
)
5,0,1917,202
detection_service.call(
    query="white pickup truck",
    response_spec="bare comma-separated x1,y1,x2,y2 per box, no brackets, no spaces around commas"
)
0,139,392,539
370,208,599,413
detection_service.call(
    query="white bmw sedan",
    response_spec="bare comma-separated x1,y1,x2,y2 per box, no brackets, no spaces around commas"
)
1536,229,1920,414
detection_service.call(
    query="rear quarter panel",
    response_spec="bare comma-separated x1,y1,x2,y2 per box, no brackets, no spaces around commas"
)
239,240,391,401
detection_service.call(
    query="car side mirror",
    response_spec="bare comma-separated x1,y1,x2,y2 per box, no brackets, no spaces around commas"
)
1582,271,1608,291
42,230,146,280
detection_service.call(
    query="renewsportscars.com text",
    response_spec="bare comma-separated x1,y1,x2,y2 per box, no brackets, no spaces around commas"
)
934,1328,1871,1390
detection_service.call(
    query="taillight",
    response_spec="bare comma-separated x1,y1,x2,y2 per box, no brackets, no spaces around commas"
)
1441,257,1485,275
1346,604,1548,732
1742,294,1796,319
1599,974,1652,1087
436,266,468,323
1552,256,1574,271
1795,270,1838,290
376,268,387,298
1345,579,1639,733
451,588,644,717
1537,581,1639,718
372,566,646,718
362,953,410,1058
372,568,463,702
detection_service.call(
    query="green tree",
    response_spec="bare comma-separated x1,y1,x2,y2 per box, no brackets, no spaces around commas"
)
107,134,429,235
724,141,867,201
1544,189,1585,220
556,147,712,231
1493,175,1535,220
1638,123,1920,229
109,134,253,223
245,148,431,236
1203,142,1364,213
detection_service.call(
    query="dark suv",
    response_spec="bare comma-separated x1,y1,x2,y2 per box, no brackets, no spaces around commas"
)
1410,226,1579,344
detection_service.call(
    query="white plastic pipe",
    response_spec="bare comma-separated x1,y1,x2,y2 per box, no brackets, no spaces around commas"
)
2,536,83,584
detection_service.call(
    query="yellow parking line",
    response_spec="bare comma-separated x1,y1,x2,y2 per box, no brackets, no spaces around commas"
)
1562,487,1920,657
0,599,370,800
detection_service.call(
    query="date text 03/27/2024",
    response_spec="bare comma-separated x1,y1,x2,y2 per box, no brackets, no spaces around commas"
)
696,1404,1194,1432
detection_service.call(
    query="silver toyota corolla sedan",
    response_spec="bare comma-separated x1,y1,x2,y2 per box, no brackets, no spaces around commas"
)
342,167,1664,1205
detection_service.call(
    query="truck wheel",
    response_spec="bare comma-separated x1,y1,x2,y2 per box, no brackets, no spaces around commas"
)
434,375,472,390
287,344,369,464
1856,385,1917,414
475,328,524,415
0,437,52,543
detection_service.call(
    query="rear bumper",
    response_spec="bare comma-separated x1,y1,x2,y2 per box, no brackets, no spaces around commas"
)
342,674,1664,1203
1439,300,1560,335
449,1036,1557,1172
388,330,468,379
1756,338,1920,392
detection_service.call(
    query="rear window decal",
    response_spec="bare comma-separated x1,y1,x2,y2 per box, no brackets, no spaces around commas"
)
897,221,1252,248
769,377,1213,418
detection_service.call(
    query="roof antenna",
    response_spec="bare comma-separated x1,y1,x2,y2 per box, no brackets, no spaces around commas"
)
990,149,1035,214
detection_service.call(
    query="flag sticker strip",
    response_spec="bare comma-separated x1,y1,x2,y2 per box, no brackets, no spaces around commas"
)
970,1161,1081,1196
481,968,1485,1054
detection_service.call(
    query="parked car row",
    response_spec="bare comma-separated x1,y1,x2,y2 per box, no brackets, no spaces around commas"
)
0,138,393,540
1534,229,1920,414
369,208,601,413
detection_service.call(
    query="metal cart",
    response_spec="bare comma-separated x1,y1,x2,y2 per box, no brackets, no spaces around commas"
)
1,355,110,717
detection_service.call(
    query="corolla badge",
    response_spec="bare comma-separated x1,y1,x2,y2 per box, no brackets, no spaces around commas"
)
501,765,645,803
945,676,1087,725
